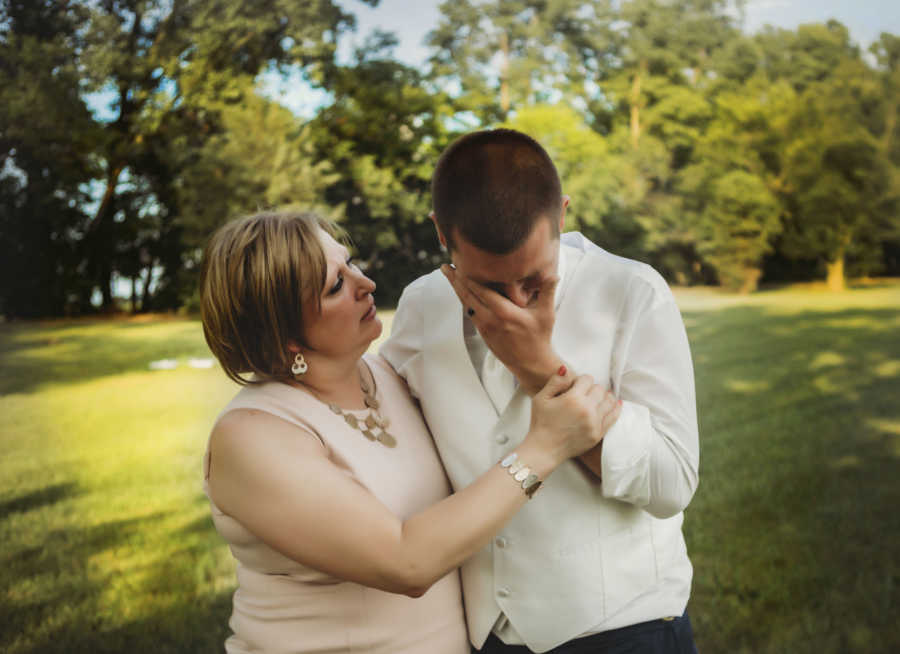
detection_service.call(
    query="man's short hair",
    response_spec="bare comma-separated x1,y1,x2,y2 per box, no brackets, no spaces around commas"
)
432,128,563,254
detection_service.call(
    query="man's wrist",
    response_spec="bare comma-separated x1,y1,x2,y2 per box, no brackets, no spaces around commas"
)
517,351,565,395
578,441,604,481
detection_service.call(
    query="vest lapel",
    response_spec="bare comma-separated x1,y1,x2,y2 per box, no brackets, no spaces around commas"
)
422,274,502,483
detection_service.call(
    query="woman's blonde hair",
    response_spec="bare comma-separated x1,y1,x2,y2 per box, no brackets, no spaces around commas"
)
199,210,343,385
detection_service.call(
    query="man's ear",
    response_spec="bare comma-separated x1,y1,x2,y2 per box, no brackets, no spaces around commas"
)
429,211,448,249
559,195,570,231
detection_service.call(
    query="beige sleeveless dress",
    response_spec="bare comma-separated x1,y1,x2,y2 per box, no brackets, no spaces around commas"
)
203,354,469,654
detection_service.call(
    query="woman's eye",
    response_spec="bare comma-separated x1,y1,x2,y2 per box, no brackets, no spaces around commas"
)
327,257,357,295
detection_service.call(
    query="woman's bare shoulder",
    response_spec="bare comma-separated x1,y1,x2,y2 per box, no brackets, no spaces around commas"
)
212,407,326,458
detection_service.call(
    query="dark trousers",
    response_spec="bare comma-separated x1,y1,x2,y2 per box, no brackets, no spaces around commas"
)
473,612,698,654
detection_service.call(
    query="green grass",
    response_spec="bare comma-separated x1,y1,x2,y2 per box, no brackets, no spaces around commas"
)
1,318,240,653
1,285,898,653
681,283,900,653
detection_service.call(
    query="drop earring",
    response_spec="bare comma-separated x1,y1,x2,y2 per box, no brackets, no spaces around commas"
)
291,352,308,377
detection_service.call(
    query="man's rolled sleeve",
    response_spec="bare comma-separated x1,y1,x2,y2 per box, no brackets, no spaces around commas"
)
599,400,653,505
600,298,699,519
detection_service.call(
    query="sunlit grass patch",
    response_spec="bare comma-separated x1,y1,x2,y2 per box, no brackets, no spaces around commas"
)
0,321,239,653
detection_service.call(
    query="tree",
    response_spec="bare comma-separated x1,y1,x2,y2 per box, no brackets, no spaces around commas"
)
73,0,371,311
311,36,455,303
870,33,900,277
149,81,342,312
678,77,793,291
598,0,739,283
427,0,618,122
177,83,340,242
0,0,99,317
778,52,894,289
754,21,859,94
695,170,780,291
607,0,736,150
503,103,643,258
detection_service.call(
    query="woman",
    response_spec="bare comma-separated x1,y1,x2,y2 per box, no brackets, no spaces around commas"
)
199,210,619,654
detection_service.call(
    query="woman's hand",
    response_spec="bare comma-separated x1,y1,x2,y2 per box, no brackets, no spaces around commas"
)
525,369,621,466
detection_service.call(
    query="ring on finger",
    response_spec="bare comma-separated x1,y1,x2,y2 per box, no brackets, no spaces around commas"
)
467,307,475,317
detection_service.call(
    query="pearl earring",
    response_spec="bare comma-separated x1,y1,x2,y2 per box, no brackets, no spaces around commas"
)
291,352,308,376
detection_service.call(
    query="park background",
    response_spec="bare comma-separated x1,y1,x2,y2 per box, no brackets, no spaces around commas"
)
1,0,899,652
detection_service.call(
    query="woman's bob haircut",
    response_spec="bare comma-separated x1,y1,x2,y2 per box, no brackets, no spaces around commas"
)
199,210,344,385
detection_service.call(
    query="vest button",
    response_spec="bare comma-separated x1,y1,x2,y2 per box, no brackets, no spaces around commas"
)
497,588,510,598
496,434,509,444
495,537,507,548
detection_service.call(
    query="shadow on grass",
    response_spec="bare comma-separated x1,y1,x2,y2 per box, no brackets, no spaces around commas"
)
1,513,157,652
64,592,234,654
683,304,900,653
1,507,234,654
0,483,81,519
0,320,214,395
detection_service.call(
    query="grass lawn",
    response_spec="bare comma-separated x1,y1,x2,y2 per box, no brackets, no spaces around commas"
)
1,283,898,653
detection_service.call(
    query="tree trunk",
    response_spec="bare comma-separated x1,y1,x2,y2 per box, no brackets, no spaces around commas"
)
883,91,896,155
99,264,114,311
690,48,707,87
499,31,510,116
739,267,762,294
141,261,154,311
826,256,845,291
630,61,645,150
826,232,851,291
89,165,124,311
131,277,138,314
89,165,124,234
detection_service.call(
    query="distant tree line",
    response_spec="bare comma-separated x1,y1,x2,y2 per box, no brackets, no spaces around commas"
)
1,0,899,318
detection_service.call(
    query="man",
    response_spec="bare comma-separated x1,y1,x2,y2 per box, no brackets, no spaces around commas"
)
381,129,699,653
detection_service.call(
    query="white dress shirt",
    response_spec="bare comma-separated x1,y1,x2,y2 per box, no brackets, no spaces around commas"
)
381,232,699,652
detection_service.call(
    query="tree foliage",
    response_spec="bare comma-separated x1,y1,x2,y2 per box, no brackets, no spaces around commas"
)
309,39,455,303
1,0,369,317
503,104,644,258
0,1,99,317
2,1,899,317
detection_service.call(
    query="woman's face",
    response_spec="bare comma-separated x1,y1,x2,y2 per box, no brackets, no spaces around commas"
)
302,229,382,359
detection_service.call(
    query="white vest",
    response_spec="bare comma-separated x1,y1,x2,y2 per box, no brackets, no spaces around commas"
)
384,236,693,652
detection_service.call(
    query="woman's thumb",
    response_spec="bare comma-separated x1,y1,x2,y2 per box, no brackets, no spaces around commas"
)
536,363,574,399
